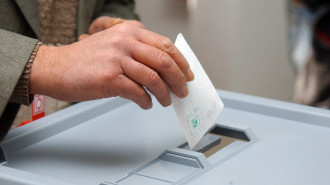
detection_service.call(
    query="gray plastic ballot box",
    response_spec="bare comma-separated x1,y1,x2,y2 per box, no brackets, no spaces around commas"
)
1,90,330,185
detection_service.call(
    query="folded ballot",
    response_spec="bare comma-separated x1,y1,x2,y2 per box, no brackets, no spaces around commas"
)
171,33,224,149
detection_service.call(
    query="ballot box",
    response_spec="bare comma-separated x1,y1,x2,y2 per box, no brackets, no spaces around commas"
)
1,90,330,185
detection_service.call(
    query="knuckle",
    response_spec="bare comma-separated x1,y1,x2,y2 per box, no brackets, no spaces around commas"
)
147,71,160,86
157,52,172,69
116,23,132,32
181,61,190,71
112,34,126,45
161,37,173,51
102,72,117,82
101,67,122,83
177,74,186,86
110,54,123,63
100,73,118,84
135,88,146,99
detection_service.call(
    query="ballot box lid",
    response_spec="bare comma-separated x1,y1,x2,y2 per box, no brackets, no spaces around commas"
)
1,90,330,185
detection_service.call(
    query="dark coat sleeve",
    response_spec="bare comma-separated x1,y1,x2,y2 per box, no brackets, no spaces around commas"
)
93,0,139,20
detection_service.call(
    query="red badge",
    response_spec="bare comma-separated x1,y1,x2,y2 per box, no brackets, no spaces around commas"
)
32,94,45,121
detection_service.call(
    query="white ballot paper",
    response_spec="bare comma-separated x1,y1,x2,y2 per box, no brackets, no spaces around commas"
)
171,33,224,149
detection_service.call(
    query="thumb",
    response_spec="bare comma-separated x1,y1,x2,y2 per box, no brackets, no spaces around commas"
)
88,17,124,34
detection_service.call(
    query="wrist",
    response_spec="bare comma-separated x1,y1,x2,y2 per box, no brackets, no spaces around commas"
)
29,44,56,96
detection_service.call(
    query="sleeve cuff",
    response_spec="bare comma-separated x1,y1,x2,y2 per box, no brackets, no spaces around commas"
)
9,42,43,105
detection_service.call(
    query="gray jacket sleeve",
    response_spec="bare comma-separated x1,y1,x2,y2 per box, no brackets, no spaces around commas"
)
0,29,39,140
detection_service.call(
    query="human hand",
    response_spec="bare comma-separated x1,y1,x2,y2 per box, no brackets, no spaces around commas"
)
30,23,194,109
78,16,145,41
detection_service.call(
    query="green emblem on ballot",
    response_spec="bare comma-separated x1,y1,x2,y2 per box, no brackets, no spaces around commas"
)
187,106,205,136
191,116,200,128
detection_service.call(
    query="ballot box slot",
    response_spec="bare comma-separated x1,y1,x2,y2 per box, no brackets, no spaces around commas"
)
204,125,250,158
210,125,250,141
178,134,221,153
178,125,250,158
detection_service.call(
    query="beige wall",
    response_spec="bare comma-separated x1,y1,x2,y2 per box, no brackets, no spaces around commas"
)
135,0,295,101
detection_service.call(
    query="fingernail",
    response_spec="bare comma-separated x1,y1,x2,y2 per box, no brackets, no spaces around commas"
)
181,84,188,97
165,97,172,106
142,102,153,110
148,102,153,109
186,68,194,81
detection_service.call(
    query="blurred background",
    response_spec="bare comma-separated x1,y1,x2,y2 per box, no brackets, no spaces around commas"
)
134,0,330,106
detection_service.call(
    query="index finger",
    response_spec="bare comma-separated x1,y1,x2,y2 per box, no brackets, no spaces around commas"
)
130,27,194,81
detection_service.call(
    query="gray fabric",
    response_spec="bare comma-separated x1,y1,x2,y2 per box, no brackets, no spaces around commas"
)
0,29,39,116
15,0,41,39
0,30,38,142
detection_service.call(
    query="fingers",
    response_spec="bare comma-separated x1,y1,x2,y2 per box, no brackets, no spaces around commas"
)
115,74,152,109
89,16,124,34
128,40,188,98
122,57,171,107
129,27,194,82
